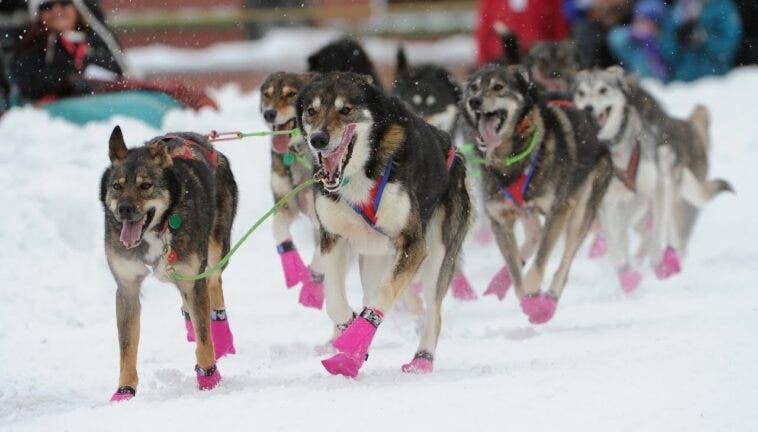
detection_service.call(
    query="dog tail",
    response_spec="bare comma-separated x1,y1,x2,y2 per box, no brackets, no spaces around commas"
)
494,21,521,66
435,149,472,303
688,104,710,153
396,45,409,75
680,167,734,208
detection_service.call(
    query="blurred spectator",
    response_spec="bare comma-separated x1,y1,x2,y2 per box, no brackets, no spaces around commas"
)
12,0,128,101
569,0,634,68
475,0,570,65
608,0,670,80
609,0,742,82
734,0,757,65
1,0,29,110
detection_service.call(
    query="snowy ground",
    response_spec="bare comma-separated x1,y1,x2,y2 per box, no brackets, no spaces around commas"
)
0,68,756,431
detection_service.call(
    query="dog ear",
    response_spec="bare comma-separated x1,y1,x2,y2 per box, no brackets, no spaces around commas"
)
396,45,409,75
149,142,173,168
109,125,127,163
298,72,319,84
607,65,631,91
511,65,538,100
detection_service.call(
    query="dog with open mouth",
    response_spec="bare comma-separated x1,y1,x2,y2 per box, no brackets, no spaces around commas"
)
296,72,472,377
462,64,613,324
574,67,733,283
259,71,326,309
100,126,238,401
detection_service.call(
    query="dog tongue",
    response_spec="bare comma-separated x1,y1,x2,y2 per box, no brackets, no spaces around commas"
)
321,123,356,178
478,116,501,155
272,134,290,154
120,217,146,250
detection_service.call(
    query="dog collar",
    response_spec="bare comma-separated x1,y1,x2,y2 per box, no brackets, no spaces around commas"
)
614,140,641,192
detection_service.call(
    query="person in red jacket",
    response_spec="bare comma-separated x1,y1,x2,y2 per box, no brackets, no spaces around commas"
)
475,0,570,65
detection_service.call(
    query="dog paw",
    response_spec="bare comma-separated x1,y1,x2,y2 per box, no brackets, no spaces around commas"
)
299,279,324,309
211,318,236,359
618,267,642,293
401,357,433,374
451,272,477,301
322,353,360,378
278,247,309,288
588,235,608,259
654,247,681,280
196,365,222,391
109,386,136,403
520,294,557,324
483,266,512,301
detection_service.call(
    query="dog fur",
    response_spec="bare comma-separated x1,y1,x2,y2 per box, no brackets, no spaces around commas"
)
526,41,580,97
307,37,382,87
296,71,471,371
100,126,237,395
462,64,612,320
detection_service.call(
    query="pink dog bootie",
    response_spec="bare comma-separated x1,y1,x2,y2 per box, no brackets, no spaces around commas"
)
109,385,136,402
451,272,478,301
299,270,324,309
654,247,681,280
520,293,558,324
588,234,608,259
196,364,222,390
322,307,383,378
210,309,236,359
182,308,195,342
618,267,643,293
483,266,512,301
401,351,434,374
474,225,494,245
277,240,309,288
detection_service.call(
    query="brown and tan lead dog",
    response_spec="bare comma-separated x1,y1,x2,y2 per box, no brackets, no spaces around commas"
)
100,126,238,401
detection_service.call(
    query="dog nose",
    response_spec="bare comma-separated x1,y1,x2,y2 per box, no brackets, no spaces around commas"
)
118,201,136,220
310,132,330,150
263,109,277,123
468,97,482,110
583,106,594,116
550,70,562,79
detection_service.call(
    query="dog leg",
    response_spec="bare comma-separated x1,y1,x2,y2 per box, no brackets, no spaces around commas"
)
519,209,542,264
175,254,220,391
489,212,523,300
322,228,427,378
298,227,325,309
600,199,642,293
321,232,354,328
272,170,308,288
107,252,149,402
654,146,682,279
205,238,235,359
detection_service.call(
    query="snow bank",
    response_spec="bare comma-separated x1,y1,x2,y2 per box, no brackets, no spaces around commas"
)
0,69,756,431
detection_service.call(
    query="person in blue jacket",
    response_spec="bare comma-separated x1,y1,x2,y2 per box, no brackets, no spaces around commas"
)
607,0,670,80
659,0,743,81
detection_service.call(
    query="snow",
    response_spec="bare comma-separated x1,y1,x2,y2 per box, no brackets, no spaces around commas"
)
1,67,757,431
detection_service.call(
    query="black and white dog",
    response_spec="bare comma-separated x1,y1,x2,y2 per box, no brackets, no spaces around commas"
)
296,72,471,377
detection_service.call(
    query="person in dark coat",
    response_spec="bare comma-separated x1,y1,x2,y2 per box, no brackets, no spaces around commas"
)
734,0,758,65
12,0,127,102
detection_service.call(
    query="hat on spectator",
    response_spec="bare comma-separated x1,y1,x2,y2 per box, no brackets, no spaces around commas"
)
28,0,78,17
634,0,666,24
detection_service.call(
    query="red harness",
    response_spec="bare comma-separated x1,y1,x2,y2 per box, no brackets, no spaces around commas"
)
548,99,575,108
499,116,538,207
614,142,641,192
151,135,219,170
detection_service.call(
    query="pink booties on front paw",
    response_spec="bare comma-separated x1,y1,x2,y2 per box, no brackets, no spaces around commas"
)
299,271,324,309
618,267,642,293
520,294,558,324
401,352,434,374
182,309,195,342
210,310,236,359
451,272,477,301
196,364,222,390
110,386,135,402
322,308,383,378
654,247,681,280
277,241,309,288
483,266,512,301
588,234,608,259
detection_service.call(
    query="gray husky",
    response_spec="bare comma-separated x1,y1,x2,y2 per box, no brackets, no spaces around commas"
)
296,72,471,377
100,126,238,401
573,67,732,282
462,64,612,324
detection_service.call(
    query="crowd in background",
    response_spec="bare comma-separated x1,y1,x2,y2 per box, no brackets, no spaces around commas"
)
476,0,755,82
0,0,756,110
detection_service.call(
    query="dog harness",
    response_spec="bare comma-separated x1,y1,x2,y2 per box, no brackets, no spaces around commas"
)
614,141,641,192
150,135,220,170
350,145,456,229
499,144,542,207
547,99,575,108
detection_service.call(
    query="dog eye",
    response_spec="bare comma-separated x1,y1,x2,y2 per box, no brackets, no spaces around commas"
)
284,91,296,98
112,182,122,191
307,107,316,117
577,90,585,98
470,84,479,92
140,182,153,191
492,83,504,91
339,106,352,115
599,87,608,95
